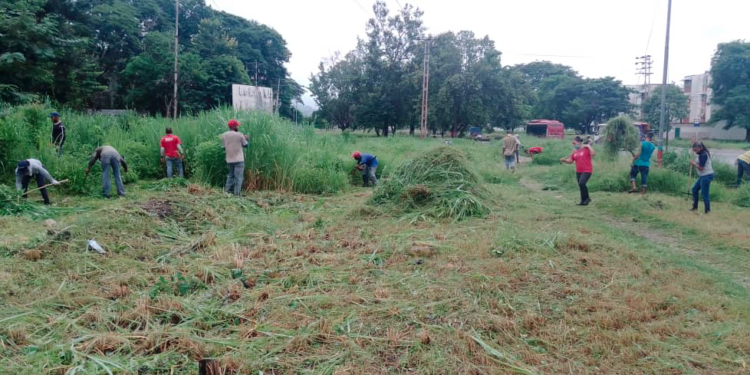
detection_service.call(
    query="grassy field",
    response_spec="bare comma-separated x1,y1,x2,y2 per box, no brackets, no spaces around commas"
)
2,131,750,374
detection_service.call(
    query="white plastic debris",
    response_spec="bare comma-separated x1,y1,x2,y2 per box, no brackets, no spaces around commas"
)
87,240,106,254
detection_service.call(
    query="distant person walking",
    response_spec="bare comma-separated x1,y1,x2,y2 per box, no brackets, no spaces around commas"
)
502,133,518,171
86,146,128,198
514,134,522,163
50,112,66,157
735,149,750,186
160,127,184,178
628,133,656,194
690,142,714,213
352,151,378,187
560,136,596,206
15,159,61,205
222,119,249,196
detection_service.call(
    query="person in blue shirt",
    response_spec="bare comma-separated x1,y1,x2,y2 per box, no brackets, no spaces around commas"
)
352,151,378,187
628,132,656,195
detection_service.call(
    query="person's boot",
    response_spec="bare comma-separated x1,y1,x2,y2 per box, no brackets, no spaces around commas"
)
641,187,647,195
628,182,638,193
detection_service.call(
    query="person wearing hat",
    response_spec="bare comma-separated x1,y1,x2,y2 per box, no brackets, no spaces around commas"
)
86,146,129,198
15,159,60,205
222,119,249,196
352,151,378,187
50,112,66,157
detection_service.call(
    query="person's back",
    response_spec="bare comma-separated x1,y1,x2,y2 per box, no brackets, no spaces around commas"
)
161,134,181,158
635,141,655,167
222,131,247,163
98,145,119,158
503,136,516,156
360,153,377,167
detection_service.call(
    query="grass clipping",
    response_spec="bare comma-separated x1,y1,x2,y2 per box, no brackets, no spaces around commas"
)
370,146,490,220
601,116,640,160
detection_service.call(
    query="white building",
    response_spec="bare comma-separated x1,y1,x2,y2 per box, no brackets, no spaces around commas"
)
625,84,661,118
681,72,712,124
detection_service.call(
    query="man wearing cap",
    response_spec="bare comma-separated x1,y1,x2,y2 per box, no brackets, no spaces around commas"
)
15,159,61,205
86,146,129,198
221,119,249,196
352,151,378,187
50,112,66,157
160,127,184,178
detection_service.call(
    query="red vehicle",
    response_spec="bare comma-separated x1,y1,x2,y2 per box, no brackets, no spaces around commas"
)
526,120,565,139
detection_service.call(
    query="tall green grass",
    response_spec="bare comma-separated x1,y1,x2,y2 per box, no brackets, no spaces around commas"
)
0,104,353,195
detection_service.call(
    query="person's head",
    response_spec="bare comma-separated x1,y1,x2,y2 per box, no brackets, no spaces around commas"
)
17,160,29,172
50,112,60,123
165,127,173,135
692,141,710,156
352,151,362,161
573,136,584,149
227,119,240,131
645,132,653,141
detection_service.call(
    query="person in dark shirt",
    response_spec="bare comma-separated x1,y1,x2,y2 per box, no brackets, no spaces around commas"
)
50,112,66,157
86,146,129,198
689,142,714,214
352,151,378,187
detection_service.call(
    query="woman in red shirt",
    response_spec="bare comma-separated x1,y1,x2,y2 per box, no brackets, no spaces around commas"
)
560,136,596,205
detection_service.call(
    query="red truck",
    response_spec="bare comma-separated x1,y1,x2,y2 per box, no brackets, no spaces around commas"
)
526,120,565,139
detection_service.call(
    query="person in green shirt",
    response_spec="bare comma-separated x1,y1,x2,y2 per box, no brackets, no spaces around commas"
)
628,133,656,195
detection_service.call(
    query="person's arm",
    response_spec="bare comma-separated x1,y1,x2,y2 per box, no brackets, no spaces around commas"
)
60,125,66,146
38,167,59,185
120,156,129,173
86,149,101,174
560,154,574,164
633,143,642,160
177,144,184,158
160,147,166,158
242,134,249,148
585,144,596,157
15,170,23,191
692,153,707,172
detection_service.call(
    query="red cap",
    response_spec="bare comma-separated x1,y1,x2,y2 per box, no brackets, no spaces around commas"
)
228,119,240,128
352,151,361,159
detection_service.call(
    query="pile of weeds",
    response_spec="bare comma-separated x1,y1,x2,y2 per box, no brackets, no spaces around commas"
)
731,184,750,207
0,185,50,218
370,146,490,220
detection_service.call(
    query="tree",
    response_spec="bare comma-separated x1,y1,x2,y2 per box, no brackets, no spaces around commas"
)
640,84,688,131
514,61,579,89
710,41,750,142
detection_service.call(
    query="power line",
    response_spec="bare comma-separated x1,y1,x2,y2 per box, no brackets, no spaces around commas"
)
393,0,403,9
644,0,662,55
349,0,369,14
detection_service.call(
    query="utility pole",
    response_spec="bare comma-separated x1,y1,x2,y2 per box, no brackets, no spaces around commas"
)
635,55,653,97
419,38,431,139
657,0,672,165
275,79,281,115
254,60,259,86
172,0,179,119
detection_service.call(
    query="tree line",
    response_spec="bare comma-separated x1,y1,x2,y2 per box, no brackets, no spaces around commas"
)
0,0,303,119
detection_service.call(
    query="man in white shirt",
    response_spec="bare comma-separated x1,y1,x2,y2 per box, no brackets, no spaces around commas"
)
221,119,249,196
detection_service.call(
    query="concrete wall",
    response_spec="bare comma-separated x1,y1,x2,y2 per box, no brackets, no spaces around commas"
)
669,122,746,141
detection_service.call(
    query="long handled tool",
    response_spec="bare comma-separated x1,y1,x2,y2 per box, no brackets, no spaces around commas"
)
686,164,693,200
24,179,69,196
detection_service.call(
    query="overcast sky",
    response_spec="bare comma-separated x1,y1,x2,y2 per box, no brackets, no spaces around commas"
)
213,0,747,105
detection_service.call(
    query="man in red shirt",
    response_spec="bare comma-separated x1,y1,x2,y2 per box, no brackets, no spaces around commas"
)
525,147,543,159
160,127,184,178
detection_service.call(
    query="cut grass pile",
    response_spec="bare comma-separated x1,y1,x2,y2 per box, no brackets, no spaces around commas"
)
370,146,490,220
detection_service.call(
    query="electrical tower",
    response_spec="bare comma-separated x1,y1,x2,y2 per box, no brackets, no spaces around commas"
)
635,55,653,98
419,39,431,139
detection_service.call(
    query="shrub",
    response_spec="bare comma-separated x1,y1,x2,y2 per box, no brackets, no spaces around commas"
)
732,185,750,208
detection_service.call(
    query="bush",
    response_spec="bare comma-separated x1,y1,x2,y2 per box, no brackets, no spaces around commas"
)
370,146,490,220
732,185,750,207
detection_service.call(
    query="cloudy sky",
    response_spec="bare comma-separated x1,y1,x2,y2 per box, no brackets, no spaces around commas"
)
213,0,747,105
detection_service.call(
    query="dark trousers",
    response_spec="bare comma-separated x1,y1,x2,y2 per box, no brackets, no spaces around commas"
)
629,165,650,187
22,174,50,205
737,160,750,186
576,172,591,203
692,174,714,212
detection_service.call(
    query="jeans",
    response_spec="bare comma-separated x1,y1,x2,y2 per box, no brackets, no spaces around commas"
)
362,165,378,187
101,155,126,197
225,162,245,196
166,157,184,178
18,172,50,205
737,159,750,186
504,155,516,170
576,172,592,203
629,165,650,187
692,174,714,212
57,143,64,158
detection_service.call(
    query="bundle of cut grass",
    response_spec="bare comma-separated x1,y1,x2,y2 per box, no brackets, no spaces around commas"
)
0,185,49,218
369,146,490,220
602,116,640,160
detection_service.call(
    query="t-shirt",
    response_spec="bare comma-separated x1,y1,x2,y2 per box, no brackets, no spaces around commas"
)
528,147,543,155
634,141,655,167
52,121,66,146
358,154,378,167
222,131,248,163
503,136,517,156
696,150,714,177
160,135,182,158
571,147,593,174
738,150,750,164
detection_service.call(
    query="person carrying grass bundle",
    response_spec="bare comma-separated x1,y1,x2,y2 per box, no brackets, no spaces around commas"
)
690,142,715,214
160,127,185,178
15,159,61,205
628,132,656,195
352,151,378,187
735,149,750,186
86,146,129,198
502,133,518,171
50,112,66,158
222,119,249,196
560,136,596,206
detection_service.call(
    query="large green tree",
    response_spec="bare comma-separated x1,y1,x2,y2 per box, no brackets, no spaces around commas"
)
640,85,688,131
710,40,750,141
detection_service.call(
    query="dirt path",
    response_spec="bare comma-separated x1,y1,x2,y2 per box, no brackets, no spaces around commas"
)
524,176,750,294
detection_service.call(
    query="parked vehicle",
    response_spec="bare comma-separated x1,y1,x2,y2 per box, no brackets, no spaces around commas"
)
526,120,565,139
